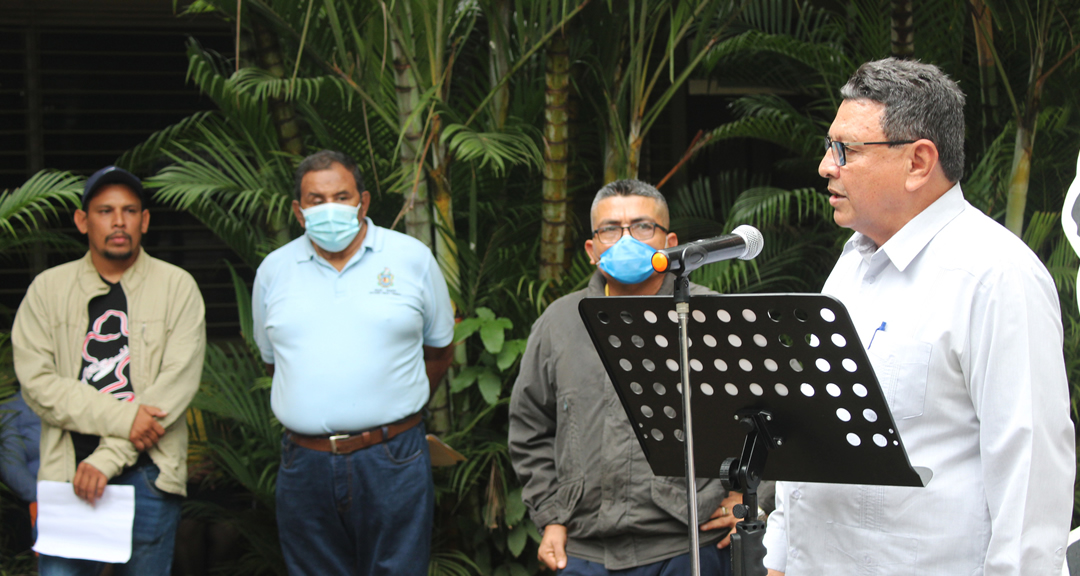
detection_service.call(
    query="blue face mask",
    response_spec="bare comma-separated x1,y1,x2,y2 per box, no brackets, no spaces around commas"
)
302,202,361,253
598,235,660,285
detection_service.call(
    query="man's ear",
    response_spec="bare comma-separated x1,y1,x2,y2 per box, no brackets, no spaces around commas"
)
292,199,305,228
74,209,88,234
140,210,150,234
585,238,598,265
664,231,678,249
359,190,371,221
906,139,939,192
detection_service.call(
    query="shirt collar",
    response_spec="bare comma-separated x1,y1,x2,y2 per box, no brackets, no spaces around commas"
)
841,182,966,272
295,217,381,269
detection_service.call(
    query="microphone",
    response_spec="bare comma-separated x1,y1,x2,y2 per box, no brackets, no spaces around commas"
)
651,225,764,274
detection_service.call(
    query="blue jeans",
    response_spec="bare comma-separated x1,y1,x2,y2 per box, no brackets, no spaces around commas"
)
276,424,434,576
560,545,732,576
38,462,182,576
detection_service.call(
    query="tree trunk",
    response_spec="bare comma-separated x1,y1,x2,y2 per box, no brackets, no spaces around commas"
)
1005,15,1049,238
487,0,512,130
890,0,914,58
627,120,642,181
969,0,999,150
1005,125,1033,236
540,33,570,282
391,37,434,248
251,17,302,247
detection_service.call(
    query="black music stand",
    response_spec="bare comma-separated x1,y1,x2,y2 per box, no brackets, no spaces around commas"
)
578,293,931,576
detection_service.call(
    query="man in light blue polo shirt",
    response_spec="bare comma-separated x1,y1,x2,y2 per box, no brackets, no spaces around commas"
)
252,150,455,576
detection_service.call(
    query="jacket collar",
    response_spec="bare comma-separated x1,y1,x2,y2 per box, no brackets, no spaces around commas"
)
76,248,150,295
586,270,676,297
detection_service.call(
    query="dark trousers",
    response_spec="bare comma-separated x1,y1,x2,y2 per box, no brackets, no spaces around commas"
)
560,545,733,576
275,425,434,576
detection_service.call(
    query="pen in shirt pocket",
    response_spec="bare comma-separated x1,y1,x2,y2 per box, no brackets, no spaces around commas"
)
867,321,886,349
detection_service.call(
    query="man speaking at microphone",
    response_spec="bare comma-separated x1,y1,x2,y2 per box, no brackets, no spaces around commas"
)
510,179,742,575
762,59,1075,575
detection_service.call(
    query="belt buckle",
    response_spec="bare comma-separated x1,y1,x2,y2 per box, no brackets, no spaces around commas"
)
328,434,349,454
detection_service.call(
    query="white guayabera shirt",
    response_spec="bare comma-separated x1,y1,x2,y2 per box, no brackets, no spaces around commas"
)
763,184,1075,576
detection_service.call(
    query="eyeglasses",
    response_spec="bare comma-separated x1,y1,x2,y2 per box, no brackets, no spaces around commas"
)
593,222,668,244
824,136,916,167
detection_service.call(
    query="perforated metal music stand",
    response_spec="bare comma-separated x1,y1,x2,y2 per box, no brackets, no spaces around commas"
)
579,293,931,574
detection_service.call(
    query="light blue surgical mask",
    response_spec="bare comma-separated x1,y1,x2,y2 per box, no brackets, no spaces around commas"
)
302,202,361,253
598,235,659,285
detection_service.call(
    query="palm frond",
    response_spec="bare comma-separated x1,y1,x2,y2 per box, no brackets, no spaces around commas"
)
728,186,833,230
439,122,544,177
1024,211,1061,253
0,170,82,236
0,230,84,262
703,94,824,158
114,111,216,174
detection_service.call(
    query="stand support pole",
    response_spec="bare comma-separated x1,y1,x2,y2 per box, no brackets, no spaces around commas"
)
674,275,701,576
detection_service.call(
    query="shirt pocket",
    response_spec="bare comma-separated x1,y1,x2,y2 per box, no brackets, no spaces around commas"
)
825,521,918,575
867,331,932,420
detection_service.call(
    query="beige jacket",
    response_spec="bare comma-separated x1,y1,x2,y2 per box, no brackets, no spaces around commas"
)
13,250,205,496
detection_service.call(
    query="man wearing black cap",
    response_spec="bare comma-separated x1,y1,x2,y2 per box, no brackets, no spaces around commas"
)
13,166,206,576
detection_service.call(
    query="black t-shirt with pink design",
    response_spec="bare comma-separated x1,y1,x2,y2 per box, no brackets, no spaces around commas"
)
72,279,135,465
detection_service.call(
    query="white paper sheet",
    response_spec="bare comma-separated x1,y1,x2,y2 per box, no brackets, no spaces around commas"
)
33,480,135,563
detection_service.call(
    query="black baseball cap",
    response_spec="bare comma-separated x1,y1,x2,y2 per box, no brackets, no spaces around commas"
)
82,166,147,208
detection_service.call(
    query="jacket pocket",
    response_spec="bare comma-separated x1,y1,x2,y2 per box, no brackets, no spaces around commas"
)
554,392,580,478
555,476,584,517
866,331,932,420
650,477,719,526
136,319,166,390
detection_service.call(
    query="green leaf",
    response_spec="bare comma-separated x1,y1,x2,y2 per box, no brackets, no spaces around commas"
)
475,307,496,321
479,321,507,354
450,366,483,393
496,339,528,371
526,518,542,543
454,317,482,343
505,487,526,526
507,523,528,558
477,371,502,405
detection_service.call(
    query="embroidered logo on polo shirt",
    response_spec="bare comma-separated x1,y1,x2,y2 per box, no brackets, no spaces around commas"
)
371,266,400,295
377,267,394,288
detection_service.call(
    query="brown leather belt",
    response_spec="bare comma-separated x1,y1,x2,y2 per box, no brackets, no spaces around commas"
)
287,413,422,455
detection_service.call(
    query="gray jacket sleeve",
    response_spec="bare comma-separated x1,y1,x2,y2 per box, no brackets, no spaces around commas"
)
508,313,564,529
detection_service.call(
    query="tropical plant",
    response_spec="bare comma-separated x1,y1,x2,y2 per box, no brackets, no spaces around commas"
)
0,170,83,570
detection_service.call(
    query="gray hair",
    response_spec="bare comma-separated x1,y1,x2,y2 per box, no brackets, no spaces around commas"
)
293,150,366,201
590,179,669,228
840,58,966,182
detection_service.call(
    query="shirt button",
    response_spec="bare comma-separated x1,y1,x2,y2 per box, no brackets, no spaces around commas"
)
790,490,801,500
866,276,876,284
864,556,873,565
790,549,799,559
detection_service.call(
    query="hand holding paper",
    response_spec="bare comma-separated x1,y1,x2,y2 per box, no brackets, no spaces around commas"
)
34,480,135,563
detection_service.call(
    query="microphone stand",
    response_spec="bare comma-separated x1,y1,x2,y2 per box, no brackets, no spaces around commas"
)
672,270,702,576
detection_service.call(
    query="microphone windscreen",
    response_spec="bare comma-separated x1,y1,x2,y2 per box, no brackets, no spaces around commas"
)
733,225,764,260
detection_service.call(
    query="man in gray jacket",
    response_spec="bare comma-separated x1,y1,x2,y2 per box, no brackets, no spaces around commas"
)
509,180,740,575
